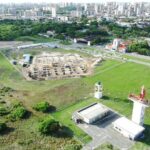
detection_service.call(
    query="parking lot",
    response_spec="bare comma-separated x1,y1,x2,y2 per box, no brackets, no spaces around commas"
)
78,112,134,150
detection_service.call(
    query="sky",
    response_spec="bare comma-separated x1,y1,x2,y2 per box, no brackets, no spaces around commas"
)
0,0,150,3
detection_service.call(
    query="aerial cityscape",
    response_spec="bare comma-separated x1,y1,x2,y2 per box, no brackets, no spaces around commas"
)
0,0,150,150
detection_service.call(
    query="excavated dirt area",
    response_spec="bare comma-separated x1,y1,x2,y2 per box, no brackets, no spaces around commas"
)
22,52,102,80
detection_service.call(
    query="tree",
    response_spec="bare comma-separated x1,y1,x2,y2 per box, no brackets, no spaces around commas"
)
90,20,98,27
127,41,150,56
38,116,61,134
8,102,27,121
33,101,50,113
0,122,7,132
10,106,27,121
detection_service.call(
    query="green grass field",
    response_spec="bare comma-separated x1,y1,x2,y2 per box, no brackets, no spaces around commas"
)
0,49,150,150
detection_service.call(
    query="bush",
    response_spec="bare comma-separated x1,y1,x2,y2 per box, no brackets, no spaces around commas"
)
11,101,22,108
38,116,61,134
95,142,119,150
0,106,9,116
0,86,13,93
0,122,7,132
10,106,27,121
33,101,50,113
65,144,82,150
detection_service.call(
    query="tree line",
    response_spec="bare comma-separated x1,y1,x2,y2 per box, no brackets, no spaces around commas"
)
0,19,150,50
0,19,110,45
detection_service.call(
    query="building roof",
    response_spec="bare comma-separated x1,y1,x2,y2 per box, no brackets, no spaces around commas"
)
113,117,145,136
78,103,109,121
23,54,31,63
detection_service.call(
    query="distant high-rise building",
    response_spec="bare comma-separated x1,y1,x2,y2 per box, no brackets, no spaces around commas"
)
52,7,56,18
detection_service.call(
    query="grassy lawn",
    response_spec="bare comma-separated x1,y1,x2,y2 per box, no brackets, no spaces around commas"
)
0,48,150,149
53,59,150,149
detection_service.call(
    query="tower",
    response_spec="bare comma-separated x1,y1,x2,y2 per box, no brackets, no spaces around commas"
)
94,82,103,99
52,7,56,18
112,38,121,50
128,86,149,126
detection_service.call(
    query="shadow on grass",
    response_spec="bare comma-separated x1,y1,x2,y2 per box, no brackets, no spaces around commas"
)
24,111,32,119
0,127,15,135
113,97,130,103
45,126,73,138
102,95,130,104
47,105,56,113
138,124,150,146
102,95,110,100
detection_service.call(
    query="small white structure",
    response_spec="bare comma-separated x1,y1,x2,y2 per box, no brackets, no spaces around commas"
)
113,117,145,140
23,54,31,63
87,41,91,46
74,38,77,43
94,82,103,99
74,103,109,124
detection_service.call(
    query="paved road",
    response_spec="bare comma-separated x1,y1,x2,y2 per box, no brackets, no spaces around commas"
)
128,59,150,67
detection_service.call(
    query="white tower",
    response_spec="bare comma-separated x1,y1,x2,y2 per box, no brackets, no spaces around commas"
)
94,82,103,99
94,4,98,14
84,3,88,12
52,7,56,18
112,38,121,50
128,86,149,126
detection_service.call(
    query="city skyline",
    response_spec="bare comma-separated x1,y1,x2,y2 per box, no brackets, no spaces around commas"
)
0,0,150,4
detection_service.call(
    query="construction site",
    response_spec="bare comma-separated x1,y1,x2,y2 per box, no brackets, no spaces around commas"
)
22,52,102,80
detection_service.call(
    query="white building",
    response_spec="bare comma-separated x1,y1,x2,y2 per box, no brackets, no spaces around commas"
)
52,7,56,18
73,103,109,124
113,117,145,140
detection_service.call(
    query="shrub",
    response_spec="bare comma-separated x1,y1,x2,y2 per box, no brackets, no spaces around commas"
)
0,106,9,116
38,116,61,134
95,142,119,150
65,144,82,150
0,122,7,132
0,86,13,93
10,106,27,121
33,101,50,112
11,101,22,108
